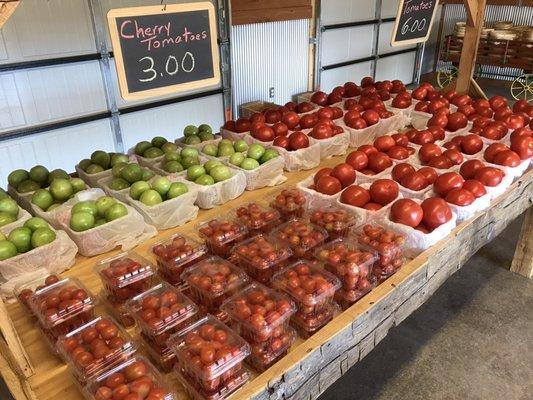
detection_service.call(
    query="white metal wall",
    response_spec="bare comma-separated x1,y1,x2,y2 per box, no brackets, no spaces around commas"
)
230,19,310,114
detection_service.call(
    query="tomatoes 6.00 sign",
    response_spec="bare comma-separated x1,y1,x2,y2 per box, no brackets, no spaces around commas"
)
390,0,438,46
108,2,220,101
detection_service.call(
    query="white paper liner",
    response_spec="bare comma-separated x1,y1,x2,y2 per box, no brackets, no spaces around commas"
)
425,189,491,223
55,189,156,257
338,122,378,148
486,158,530,179
0,207,32,236
482,168,515,199
301,129,350,159
385,102,416,117
0,229,78,281
227,156,286,191
410,110,432,130
296,175,342,211
275,141,322,172
220,128,250,142
377,111,411,133
0,268,49,301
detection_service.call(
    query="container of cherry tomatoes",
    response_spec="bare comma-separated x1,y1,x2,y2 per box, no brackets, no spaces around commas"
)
232,234,293,284
270,219,328,259
83,356,175,400
152,234,209,287
314,238,377,309
29,277,96,340
168,315,250,397
353,224,406,281
221,283,296,371
232,202,281,234
176,367,250,400
272,261,341,337
198,218,248,258
182,256,250,314
95,252,155,302
99,292,135,329
58,316,136,383
307,206,357,240
127,282,199,346
15,274,62,316
269,188,307,220
139,332,176,373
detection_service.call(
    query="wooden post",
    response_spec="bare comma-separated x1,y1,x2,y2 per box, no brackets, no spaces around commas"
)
510,207,533,279
0,0,20,29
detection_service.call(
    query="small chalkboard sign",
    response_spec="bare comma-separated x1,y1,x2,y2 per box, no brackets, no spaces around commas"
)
390,0,439,47
108,2,220,101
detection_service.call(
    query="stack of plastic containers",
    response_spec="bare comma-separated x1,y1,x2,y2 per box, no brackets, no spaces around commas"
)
314,238,377,309
307,206,357,240
272,261,341,338
198,218,248,258
269,188,307,220
270,219,328,259
127,282,199,373
28,277,97,354
222,283,296,371
232,234,293,285
95,252,156,328
181,256,250,323
231,202,281,234
152,234,209,287
169,315,251,400
15,274,62,317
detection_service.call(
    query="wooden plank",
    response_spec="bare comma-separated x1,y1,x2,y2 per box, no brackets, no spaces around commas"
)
231,6,312,25
0,345,37,400
0,0,19,29
510,207,533,279
231,0,311,10
464,0,477,27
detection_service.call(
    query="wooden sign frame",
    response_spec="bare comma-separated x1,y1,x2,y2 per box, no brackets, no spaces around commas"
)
107,2,220,101
390,0,440,46
0,0,20,29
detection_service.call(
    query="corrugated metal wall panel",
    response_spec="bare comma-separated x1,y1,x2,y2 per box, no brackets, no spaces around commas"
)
231,19,309,112
321,0,375,25
321,26,375,65
376,53,415,84
321,62,373,93
0,0,96,64
0,61,108,132
118,94,224,150
0,119,115,185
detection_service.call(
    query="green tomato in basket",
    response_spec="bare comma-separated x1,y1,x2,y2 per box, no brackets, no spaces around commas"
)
202,144,218,157
47,169,70,185
86,164,105,174
143,147,164,159
96,196,117,217
247,144,265,160
32,189,54,211
198,131,215,142
139,189,163,206
152,177,171,196
79,159,92,171
8,169,29,189
105,203,128,221
218,144,235,157
164,161,184,173
184,125,199,137
47,203,61,212
70,211,95,232
204,160,223,173
161,142,178,153
240,158,260,170
95,218,107,227
70,178,86,193
195,174,215,186
164,151,181,162
91,151,111,169
184,135,201,145
151,136,168,148
0,188,8,200
130,181,151,200
49,179,73,201
29,165,49,185
112,162,127,178
219,139,232,147
260,149,279,164
109,178,130,191
167,182,188,199
17,180,40,193
234,140,248,153
8,227,32,253
0,213,17,228
110,153,129,167
142,169,155,181
0,197,18,217
31,227,56,248
0,241,17,260
72,201,99,218
24,217,49,232
181,156,200,169
209,165,232,183
121,164,143,183
187,165,206,181
199,124,213,134
181,147,199,159
229,152,245,166
135,141,152,156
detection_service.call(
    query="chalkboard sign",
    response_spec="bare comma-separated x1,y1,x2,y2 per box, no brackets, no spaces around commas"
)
108,2,220,101
390,0,439,47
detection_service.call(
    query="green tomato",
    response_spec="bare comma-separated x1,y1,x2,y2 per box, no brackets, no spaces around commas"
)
167,182,188,198
105,203,128,221
24,217,49,232
135,141,152,156
86,164,105,174
130,181,151,200
142,169,155,181
260,149,279,164
164,161,184,173
204,160,223,173
151,136,168,148
70,178,87,193
143,147,164,159
0,197,18,216
91,150,111,169
184,125,199,137
111,154,129,167
161,142,178,153
219,139,232,147
31,227,56,248
185,135,201,145
8,227,32,253
79,159,92,171
198,131,215,142
240,158,260,170
181,147,199,159
152,177,171,196
234,140,248,152
139,189,163,206
0,188,9,200
95,218,107,227
72,201,98,217
218,144,235,157
109,178,130,191
49,179,73,201
181,156,200,169
121,164,143,183
164,151,181,162
29,165,49,184
247,143,266,160
112,163,127,178
8,170,29,188
187,165,206,181
202,144,218,157
0,213,17,228
47,169,70,185
47,203,61,212
195,174,215,185
17,180,40,193
70,212,95,232
210,165,232,182
0,241,17,260
31,189,54,211
96,196,117,217
229,152,245,166
199,124,213,134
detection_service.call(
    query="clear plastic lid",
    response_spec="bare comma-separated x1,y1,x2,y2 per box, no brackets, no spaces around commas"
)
314,238,377,272
83,356,175,400
14,274,62,311
96,252,155,290
176,367,250,400
58,315,136,380
270,219,329,254
221,283,296,335
29,277,96,329
307,206,357,236
353,224,406,255
168,315,250,381
181,256,250,300
140,332,176,373
127,282,198,337
269,188,307,216
291,301,338,333
232,202,281,231
271,261,341,307
152,234,208,270
197,218,248,246
233,234,293,271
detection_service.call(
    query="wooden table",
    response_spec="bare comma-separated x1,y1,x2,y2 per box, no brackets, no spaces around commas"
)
1,155,532,400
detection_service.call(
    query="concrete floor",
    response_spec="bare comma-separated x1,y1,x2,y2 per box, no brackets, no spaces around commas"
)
320,213,533,400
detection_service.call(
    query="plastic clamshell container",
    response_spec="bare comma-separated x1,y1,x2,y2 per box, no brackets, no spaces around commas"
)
127,282,198,339
247,326,296,372
221,282,296,342
198,217,249,258
29,277,96,330
231,202,281,233
232,234,293,284
307,206,357,240
152,234,209,287
168,315,250,393
83,355,175,400
270,219,328,259
176,368,250,400
271,260,341,315
99,292,135,329
181,256,250,312
14,274,62,315
291,302,339,339
58,316,136,382
353,224,406,281
95,252,155,301
140,332,176,373
268,188,307,220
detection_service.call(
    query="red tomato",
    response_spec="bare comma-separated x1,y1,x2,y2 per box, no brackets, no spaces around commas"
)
346,150,369,170
331,163,356,188
361,76,374,87
340,185,371,207
392,132,409,146
313,168,333,184
494,107,513,121
348,117,368,130
273,135,289,149
421,198,452,229
446,112,468,132
392,95,412,109
510,127,532,141
253,126,275,142
505,114,526,130
391,163,415,182
300,114,318,129
288,131,309,150
510,135,533,159
459,159,485,179
492,150,521,167
433,172,464,197
418,144,442,163
418,167,438,184
357,145,378,156
445,188,475,206
328,92,343,105
400,171,429,191
344,82,361,97
367,152,392,173
489,95,508,110
264,109,282,124
234,118,251,133
462,180,487,198
443,90,457,101
443,149,464,165
311,91,328,106
427,155,453,169
374,136,396,152
513,99,530,113
311,123,334,139
428,114,448,128
282,111,300,129
427,126,445,141
362,110,380,126
272,122,289,137
412,130,434,145
460,134,483,155
316,176,342,195
414,101,429,112
388,146,411,160
390,199,423,227
484,143,509,162
369,179,399,205
475,167,504,187
250,113,266,124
